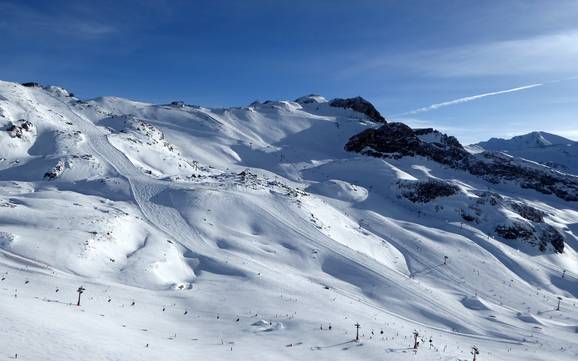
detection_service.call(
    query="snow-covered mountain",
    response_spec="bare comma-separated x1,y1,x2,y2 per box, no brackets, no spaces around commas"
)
1,80,577,361
477,132,574,151
474,132,578,175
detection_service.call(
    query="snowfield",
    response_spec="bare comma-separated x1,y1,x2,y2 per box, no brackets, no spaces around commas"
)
0,81,577,360
474,131,578,176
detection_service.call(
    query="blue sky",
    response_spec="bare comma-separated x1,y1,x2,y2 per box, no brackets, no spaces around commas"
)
1,0,577,143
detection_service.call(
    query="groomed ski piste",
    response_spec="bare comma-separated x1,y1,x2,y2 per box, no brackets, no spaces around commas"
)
0,80,577,360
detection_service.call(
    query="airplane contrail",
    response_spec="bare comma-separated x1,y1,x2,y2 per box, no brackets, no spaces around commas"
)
393,83,543,116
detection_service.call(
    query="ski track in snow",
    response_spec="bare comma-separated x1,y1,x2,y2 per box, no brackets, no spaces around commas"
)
0,82,577,360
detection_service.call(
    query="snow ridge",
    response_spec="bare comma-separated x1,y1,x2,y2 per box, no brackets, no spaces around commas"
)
0,80,577,361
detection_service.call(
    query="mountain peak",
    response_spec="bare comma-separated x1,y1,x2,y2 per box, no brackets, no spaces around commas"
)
475,131,574,151
294,94,327,104
329,96,386,123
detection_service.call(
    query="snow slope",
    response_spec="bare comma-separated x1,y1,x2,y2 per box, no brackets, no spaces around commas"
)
1,80,577,361
475,132,578,175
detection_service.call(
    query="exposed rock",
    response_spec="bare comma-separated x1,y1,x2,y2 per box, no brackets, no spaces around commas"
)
467,152,578,201
400,179,459,203
461,212,477,222
495,223,534,241
474,191,502,206
538,225,564,253
21,82,40,88
511,202,545,223
45,85,74,98
6,119,34,138
346,123,469,166
495,222,564,253
346,123,578,201
44,160,65,180
329,96,386,123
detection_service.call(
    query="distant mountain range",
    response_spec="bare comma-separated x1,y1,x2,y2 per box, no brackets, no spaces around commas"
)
473,131,578,175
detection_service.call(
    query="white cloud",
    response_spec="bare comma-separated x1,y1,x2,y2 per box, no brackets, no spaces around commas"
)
550,130,578,141
348,29,578,78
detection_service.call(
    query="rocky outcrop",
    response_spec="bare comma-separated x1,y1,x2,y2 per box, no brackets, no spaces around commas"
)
538,224,564,253
495,222,564,253
21,82,40,88
400,179,459,203
495,223,534,241
345,123,578,201
346,123,469,166
170,101,185,107
467,152,578,201
330,96,386,123
6,119,34,138
511,202,545,223
44,160,65,180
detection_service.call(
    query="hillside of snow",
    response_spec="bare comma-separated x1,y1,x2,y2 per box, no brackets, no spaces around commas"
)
474,132,578,176
1,81,577,361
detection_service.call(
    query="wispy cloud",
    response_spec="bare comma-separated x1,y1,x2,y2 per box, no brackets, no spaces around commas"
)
344,29,578,78
393,83,543,116
0,2,118,38
551,130,578,141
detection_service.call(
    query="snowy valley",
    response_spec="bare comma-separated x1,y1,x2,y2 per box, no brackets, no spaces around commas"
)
1,81,577,361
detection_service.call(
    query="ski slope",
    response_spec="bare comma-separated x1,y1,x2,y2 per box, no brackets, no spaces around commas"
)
0,81,577,360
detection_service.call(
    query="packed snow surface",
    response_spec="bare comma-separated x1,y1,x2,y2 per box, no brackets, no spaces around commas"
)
0,80,577,360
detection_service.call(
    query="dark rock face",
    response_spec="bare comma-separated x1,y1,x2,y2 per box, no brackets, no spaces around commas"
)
511,202,545,223
21,82,40,88
496,223,534,241
401,179,459,203
345,123,578,201
495,222,565,253
346,122,576,254
329,96,386,123
346,123,469,166
466,152,578,201
538,225,564,253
